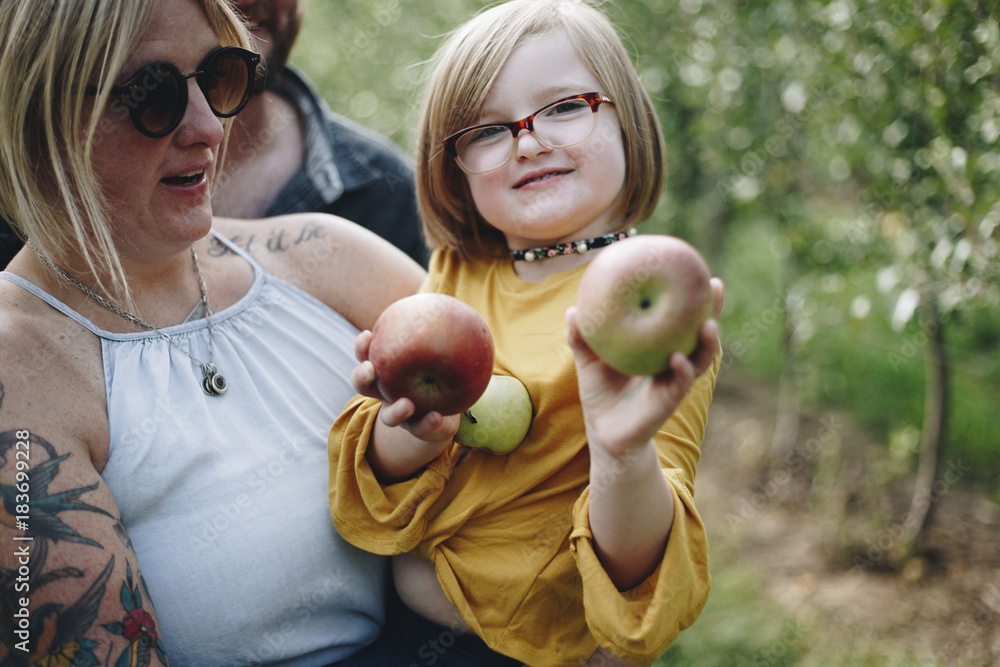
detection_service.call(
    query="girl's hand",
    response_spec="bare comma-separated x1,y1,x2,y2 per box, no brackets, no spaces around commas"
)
350,330,460,446
566,278,724,458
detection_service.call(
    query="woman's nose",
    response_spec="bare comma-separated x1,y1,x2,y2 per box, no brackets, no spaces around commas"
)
174,79,225,149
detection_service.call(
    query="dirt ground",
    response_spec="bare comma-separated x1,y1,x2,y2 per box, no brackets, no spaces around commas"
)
694,370,1000,666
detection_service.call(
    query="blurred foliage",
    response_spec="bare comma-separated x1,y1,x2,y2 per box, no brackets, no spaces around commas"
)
293,1,1000,489
293,0,486,150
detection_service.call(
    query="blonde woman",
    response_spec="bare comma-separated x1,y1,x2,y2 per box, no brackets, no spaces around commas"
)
0,0,423,664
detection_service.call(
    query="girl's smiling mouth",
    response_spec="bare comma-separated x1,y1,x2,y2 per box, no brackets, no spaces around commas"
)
514,169,572,189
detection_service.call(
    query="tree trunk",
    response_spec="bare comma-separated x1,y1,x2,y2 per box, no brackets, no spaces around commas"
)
770,290,801,459
904,305,949,548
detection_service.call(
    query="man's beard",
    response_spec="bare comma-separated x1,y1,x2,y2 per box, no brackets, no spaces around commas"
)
252,7,302,94
261,40,293,91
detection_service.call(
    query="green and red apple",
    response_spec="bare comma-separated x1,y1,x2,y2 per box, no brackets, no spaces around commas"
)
455,374,533,455
369,293,494,416
575,235,714,376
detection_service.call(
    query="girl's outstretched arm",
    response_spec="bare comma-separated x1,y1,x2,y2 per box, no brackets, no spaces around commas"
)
566,279,724,591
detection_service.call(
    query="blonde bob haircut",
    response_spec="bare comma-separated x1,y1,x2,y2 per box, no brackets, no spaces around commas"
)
0,0,250,306
416,0,666,261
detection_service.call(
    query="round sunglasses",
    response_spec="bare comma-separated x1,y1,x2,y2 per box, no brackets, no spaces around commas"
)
85,47,261,138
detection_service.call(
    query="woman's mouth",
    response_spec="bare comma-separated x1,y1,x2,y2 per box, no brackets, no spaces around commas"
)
161,170,204,186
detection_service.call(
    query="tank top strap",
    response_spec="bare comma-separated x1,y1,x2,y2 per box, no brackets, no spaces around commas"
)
0,271,106,336
0,230,259,338
210,228,263,274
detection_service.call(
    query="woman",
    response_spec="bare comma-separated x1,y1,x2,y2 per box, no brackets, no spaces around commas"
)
0,0,423,665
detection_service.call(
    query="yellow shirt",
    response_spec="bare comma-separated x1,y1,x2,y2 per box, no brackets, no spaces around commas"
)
329,249,716,666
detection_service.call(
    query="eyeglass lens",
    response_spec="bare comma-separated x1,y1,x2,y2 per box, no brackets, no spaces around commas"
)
454,96,599,173
124,49,254,137
133,67,182,136
200,50,252,116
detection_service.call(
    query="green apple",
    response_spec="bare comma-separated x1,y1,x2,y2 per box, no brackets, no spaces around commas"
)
455,375,533,455
575,235,715,376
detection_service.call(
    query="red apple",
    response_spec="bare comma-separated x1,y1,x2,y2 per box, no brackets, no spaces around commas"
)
575,235,714,376
369,293,495,416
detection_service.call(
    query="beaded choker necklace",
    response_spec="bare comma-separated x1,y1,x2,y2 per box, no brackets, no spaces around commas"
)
511,227,637,262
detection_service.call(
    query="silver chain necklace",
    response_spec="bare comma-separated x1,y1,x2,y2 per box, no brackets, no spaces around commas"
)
39,247,228,396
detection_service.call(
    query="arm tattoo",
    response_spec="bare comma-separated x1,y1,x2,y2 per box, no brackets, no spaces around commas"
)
208,220,327,258
101,563,168,665
0,430,169,665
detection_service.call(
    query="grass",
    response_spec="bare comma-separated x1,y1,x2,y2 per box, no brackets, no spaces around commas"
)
658,495,974,666
659,550,941,666
659,566,805,666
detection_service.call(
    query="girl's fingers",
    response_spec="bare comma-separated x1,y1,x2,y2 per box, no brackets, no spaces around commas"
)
379,397,417,426
382,405,459,444
689,318,720,375
352,360,381,397
710,277,725,320
565,305,604,366
354,329,373,363
403,411,450,440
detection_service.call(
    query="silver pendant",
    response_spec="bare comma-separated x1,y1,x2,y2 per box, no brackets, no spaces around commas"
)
202,364,228,396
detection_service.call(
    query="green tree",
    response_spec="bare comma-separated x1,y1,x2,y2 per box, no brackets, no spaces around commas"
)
632,0,1000,550
797,0,1000,546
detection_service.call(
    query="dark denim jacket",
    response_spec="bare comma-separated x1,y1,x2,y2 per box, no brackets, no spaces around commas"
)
262,67,427,267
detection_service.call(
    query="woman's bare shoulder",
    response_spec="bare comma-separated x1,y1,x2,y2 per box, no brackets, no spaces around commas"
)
0,278,109,468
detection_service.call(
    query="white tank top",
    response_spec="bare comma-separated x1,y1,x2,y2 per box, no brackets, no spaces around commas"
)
0,233,385,666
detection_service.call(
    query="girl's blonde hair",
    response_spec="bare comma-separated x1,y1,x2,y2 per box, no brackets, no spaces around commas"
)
0,0,250,306
416,0,666,261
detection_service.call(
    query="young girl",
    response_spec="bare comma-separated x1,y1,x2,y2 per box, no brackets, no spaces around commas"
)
329,1,723,665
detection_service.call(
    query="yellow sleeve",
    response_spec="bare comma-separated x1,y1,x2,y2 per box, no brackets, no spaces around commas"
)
568,353,720,663
328,395,466,555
